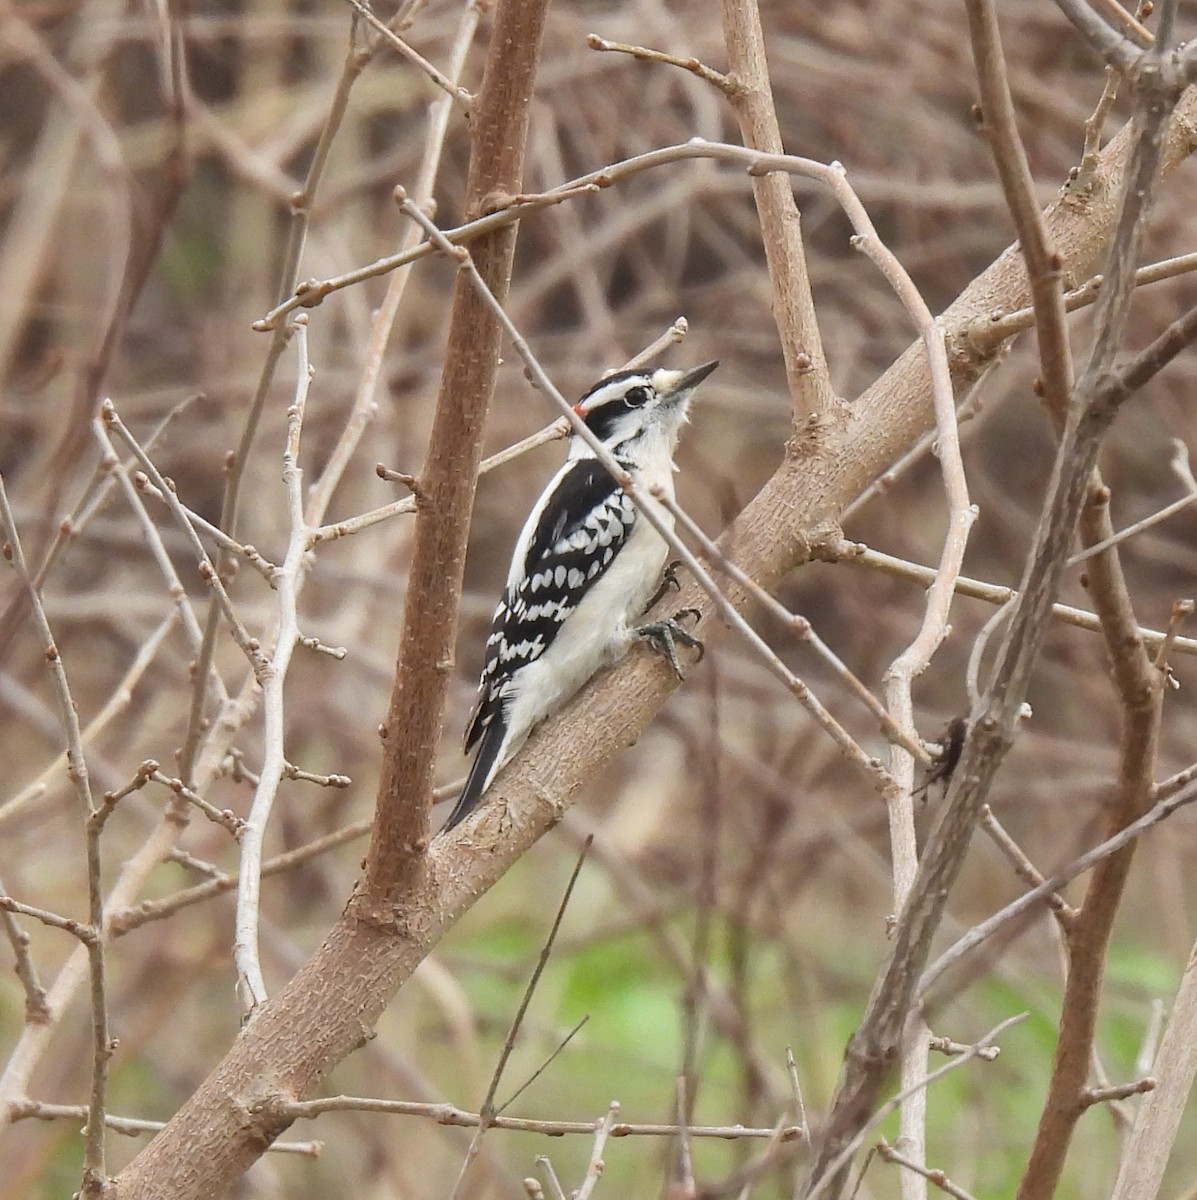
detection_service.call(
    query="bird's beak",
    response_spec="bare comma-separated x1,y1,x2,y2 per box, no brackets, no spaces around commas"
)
667,359,719,396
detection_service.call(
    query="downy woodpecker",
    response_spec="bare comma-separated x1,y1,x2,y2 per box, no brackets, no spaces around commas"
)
444,359,718,830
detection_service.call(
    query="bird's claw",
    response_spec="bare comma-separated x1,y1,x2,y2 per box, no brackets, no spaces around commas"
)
636,607,704,680
644,560,684,612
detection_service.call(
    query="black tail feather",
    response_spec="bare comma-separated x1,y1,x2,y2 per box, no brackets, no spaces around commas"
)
443,718,507,831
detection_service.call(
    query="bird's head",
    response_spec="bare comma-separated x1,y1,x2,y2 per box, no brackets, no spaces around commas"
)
569,360,718,459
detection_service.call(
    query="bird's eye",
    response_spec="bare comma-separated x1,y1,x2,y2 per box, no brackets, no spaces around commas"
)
623,385,651,408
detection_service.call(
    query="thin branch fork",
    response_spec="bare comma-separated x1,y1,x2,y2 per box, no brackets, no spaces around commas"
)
0,872,51,1024
342,0,471,106
585,34,741,96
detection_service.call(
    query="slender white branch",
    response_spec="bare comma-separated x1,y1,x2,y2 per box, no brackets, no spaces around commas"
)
575,1102,620,1200
234,317,315,1015
274,1094,799,1140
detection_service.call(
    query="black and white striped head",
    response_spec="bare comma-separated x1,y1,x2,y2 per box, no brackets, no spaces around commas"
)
570,360,718,459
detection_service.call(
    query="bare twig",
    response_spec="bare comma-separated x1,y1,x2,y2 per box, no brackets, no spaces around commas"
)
343,0,471,105
1052,0,1149,69
9,1101,320,1153
920,776,1197,998
448,838,592,1196
787,1047,810,1144
804,1015,1026,1200
101,401,269,679
0,895,93,941
969,250,1197,349
574,1101,620,1200
90,423,212,660
846,546,1197,658
617,316,689,371
0,477,110,1195
966,0,1072,423
536,1157,568,1200
145,768,244,837
674,1076,696,1196
0,872,51,1023
877,1138,979,1200
1067,443,1197,566
718,0,834,424
980,806,1075,924
255,140,998,334
271,1093,800,1140
586,35,738,96
1080,1078,1156,1108
311,420,566,545
498,1016,589,1114
131,473,277,578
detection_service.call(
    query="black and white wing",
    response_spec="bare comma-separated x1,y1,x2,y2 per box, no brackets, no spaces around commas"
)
445,460,635,829
465,458,635,754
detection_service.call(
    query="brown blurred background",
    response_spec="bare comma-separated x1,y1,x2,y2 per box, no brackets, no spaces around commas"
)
2,0,1197,1196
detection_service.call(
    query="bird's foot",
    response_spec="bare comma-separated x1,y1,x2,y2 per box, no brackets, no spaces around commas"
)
636,608,704,680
